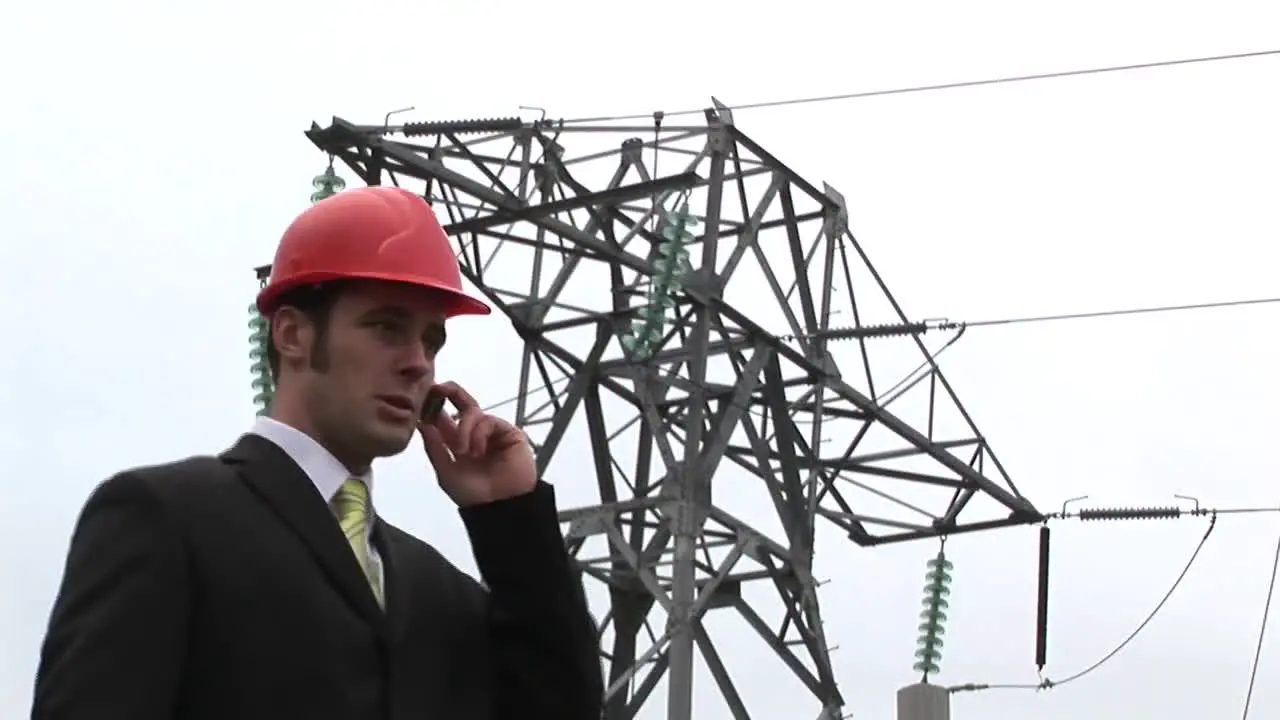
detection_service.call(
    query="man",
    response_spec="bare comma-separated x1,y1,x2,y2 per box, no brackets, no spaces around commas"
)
31,186,603,719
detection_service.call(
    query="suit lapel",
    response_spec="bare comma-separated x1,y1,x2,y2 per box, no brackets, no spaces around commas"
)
374,522,455,647
222,434,387,637
373,523,415,641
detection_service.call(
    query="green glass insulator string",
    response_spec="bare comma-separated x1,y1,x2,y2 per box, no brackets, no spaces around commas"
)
249,159,346,414
248,309,273,414
622,199,696,359
913,546,953,682
311,163,346,203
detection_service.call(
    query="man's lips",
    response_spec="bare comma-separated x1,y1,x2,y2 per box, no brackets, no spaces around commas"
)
376,395,415,414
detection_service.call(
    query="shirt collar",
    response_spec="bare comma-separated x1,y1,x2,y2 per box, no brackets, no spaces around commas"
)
249,416,374,506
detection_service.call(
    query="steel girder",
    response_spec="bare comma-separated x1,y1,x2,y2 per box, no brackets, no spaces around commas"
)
277,101,1042,720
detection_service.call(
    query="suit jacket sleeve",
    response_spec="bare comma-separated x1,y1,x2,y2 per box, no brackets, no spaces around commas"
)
32,471,190,720
460,481,603,720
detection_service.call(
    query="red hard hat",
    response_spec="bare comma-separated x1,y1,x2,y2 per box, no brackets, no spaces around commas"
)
256,186,491,318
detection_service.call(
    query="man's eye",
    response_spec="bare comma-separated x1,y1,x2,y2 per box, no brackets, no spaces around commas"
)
423,329,446,353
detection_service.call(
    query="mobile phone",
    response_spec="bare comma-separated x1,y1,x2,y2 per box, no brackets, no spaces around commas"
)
421,388,446,424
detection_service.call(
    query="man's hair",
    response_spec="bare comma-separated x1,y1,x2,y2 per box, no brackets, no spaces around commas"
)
266,281,350,381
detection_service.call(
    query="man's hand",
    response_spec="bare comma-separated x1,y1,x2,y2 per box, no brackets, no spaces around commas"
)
419,381,537,507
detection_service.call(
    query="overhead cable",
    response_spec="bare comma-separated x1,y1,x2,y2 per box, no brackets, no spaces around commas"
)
1240,530,1280,719
787,295,1280,343
480,296,1280,412
945,296,1280,330
557,48,1280,124
950,513,1218,695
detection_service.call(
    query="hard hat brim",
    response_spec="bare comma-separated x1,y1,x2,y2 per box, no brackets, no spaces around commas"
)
256,270,493,318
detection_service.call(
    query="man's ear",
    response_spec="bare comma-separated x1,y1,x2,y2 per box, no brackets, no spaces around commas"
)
270,307,313,367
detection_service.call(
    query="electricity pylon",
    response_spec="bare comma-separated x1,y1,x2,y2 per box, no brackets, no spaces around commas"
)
261,101,1041,720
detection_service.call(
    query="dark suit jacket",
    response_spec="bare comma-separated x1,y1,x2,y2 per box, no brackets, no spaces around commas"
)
31,434,603,720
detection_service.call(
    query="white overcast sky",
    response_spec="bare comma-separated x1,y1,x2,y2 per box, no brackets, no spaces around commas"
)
3,2,1279,719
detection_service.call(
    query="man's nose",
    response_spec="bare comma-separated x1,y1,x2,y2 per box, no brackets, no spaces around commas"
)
397,344,433,382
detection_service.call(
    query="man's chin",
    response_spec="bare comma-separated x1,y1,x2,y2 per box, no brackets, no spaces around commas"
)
367,426,416,458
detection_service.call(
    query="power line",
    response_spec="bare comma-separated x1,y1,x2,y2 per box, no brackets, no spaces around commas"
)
481,376,570,414
558,48,1280,124
945,296,1280,331
951,513,1218,695
1049,502,1280,522
482,295,1280,416
482,297,1280,401
1241,529,1280,720
789,295,1280,343
483,292,1278,420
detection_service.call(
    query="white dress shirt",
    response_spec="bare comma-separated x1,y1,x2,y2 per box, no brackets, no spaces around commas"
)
249,416,385,596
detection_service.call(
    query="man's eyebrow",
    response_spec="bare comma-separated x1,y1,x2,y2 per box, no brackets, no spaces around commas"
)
359,306,446,344
360,305,413,320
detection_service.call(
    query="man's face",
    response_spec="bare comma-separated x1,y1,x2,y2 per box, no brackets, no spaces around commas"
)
300,281,447,466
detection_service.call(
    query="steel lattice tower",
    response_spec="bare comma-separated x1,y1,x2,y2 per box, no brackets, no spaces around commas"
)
264,101,1042,720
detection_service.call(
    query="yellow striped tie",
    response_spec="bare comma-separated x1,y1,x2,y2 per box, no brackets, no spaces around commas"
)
332,478,383,607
